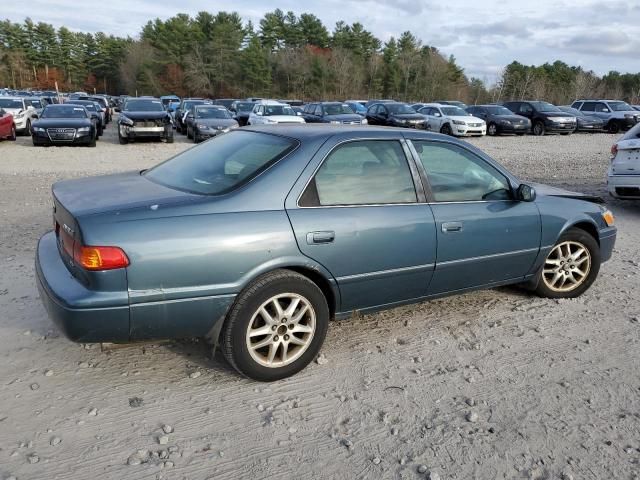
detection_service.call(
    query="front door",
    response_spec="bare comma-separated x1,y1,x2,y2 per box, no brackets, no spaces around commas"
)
286,137,437,312
409,139,541,294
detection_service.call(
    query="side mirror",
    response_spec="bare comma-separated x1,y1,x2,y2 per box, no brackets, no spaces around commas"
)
517,184,536,202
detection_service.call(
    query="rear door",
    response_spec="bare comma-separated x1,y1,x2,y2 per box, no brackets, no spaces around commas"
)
407,138,541,294
285,135,437,312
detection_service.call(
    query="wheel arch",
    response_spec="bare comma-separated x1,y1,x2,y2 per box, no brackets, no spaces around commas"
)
565,220,600,245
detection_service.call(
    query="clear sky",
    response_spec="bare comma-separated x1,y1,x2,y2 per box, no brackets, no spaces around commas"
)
4,0,639,81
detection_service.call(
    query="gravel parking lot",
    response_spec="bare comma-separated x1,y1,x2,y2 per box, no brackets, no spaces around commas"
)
1,125,639,480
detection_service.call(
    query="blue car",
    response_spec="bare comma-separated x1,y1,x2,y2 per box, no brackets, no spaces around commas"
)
36,126,616,381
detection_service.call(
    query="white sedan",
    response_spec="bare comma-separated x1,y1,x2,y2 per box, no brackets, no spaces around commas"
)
608,122,640,199
248,102,306,125
418,103,486,137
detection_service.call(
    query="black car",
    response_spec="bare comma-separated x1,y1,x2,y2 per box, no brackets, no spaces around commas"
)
185,105,239,142
230,101,256,126
302,102,365,125
558,106,606,132
67,100,104,137
502,101,577,136
31,104,96,147
175,98,210,134
118,98,174,145
365,102,427,129
364,99,395,108
77,96,111,123
466,105,531,136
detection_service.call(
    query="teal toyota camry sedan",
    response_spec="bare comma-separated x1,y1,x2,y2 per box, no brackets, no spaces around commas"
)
36,126,616,381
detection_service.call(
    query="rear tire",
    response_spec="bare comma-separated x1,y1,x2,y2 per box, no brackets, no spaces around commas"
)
221,269,329,382
607,121,620,134
534,228,600,299
23,119,31,136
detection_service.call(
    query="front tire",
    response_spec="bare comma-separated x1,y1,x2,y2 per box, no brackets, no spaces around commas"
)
607,121,620,134
118,131,128,145
533,121,545,136
9,125,16,141
221,269,329,382
534,228,600,299
487,123,498,136
440,123,453,136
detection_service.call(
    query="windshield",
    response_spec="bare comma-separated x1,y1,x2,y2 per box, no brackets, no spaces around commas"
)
264,105,295,116
0,99,23,109
323,104,355,115
196,108,231,119
236,102,255,112
28,99,42,108
348,103,366,113
162,98,179,106
442,106,469,116
145,131,297,195
41,106,88,118
183,100,207,110
124,99,164,112
609,101,634,112
69,102,97,112
387,104,416,114
484,106,514,115
530,101,560,112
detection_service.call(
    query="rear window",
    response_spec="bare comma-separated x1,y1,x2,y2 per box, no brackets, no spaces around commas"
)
145,131,297,195
622,123,640,140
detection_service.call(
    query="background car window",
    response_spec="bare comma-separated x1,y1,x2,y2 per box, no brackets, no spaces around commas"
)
311,140,417,206
314,105,323,116
594,102,609,112
413,141,512,202
581,102,595,112
519,104,533,114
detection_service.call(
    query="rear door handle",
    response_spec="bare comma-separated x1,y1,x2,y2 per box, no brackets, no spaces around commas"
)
307,231,335,244
442,222,463,233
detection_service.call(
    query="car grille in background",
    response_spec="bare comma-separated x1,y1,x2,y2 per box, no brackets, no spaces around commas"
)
469,123,483,127
616,187,640,197
47,128,76,141
134,120,164,127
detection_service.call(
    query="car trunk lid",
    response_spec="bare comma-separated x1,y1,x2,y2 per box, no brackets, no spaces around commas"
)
612,139,640,175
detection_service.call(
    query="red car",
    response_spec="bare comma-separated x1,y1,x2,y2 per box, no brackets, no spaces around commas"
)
0,107,16,141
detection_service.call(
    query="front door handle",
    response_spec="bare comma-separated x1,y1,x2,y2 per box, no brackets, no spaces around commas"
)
442,222,463,233
307,231,335,244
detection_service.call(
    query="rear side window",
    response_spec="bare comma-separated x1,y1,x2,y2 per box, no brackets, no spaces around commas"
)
145,131,297,195
301,140,417,206
581,102,595,112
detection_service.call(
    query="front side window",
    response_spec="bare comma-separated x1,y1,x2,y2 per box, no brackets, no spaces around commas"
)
145,131,297,195
594,102,609,112
413,141,512,202
303,140,417,206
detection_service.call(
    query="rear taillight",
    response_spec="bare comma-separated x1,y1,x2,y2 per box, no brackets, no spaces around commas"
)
73,244,129,271
610,143,618,160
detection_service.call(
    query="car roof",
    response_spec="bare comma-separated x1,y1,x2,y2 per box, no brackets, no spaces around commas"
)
242,124,448,141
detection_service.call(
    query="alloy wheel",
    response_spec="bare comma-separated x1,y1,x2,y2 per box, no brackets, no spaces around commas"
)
245,293,316,368
488,123,497,136
542,241,591,292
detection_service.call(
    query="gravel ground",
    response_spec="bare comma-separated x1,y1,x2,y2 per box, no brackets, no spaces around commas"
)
0,124,639,480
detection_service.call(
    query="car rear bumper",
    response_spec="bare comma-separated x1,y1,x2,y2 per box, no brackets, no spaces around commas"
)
607,173,640,199
36,231,130,343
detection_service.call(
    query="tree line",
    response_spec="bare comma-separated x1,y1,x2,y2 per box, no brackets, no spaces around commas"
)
1,11,639,105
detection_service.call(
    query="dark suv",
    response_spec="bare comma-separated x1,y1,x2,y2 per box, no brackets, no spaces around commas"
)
570,99,639,133
302,102,365,125
503,101,577,136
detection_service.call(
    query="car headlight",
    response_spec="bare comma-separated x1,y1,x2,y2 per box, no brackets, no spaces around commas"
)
197,124,210,130
499,119,511,125
33,126,45,132
78,127,90,132
452,120,466,126
624,114,635,119
361,118,368,125
119,115,134,126
330,120,341,125
14,112,25,119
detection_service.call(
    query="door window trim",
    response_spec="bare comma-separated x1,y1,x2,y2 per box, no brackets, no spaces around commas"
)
296,138,427,208
406,138,517,204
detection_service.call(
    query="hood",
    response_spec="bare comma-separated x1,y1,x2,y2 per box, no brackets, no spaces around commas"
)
3,107,25,114
490,114,529,122
448,115,484,123
263,115,305,123
33,118,93,128
390,113,425,120
323,114,363,122
52,171,197,217
196,118,238,128
120,111,170,121
530,182,604,204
